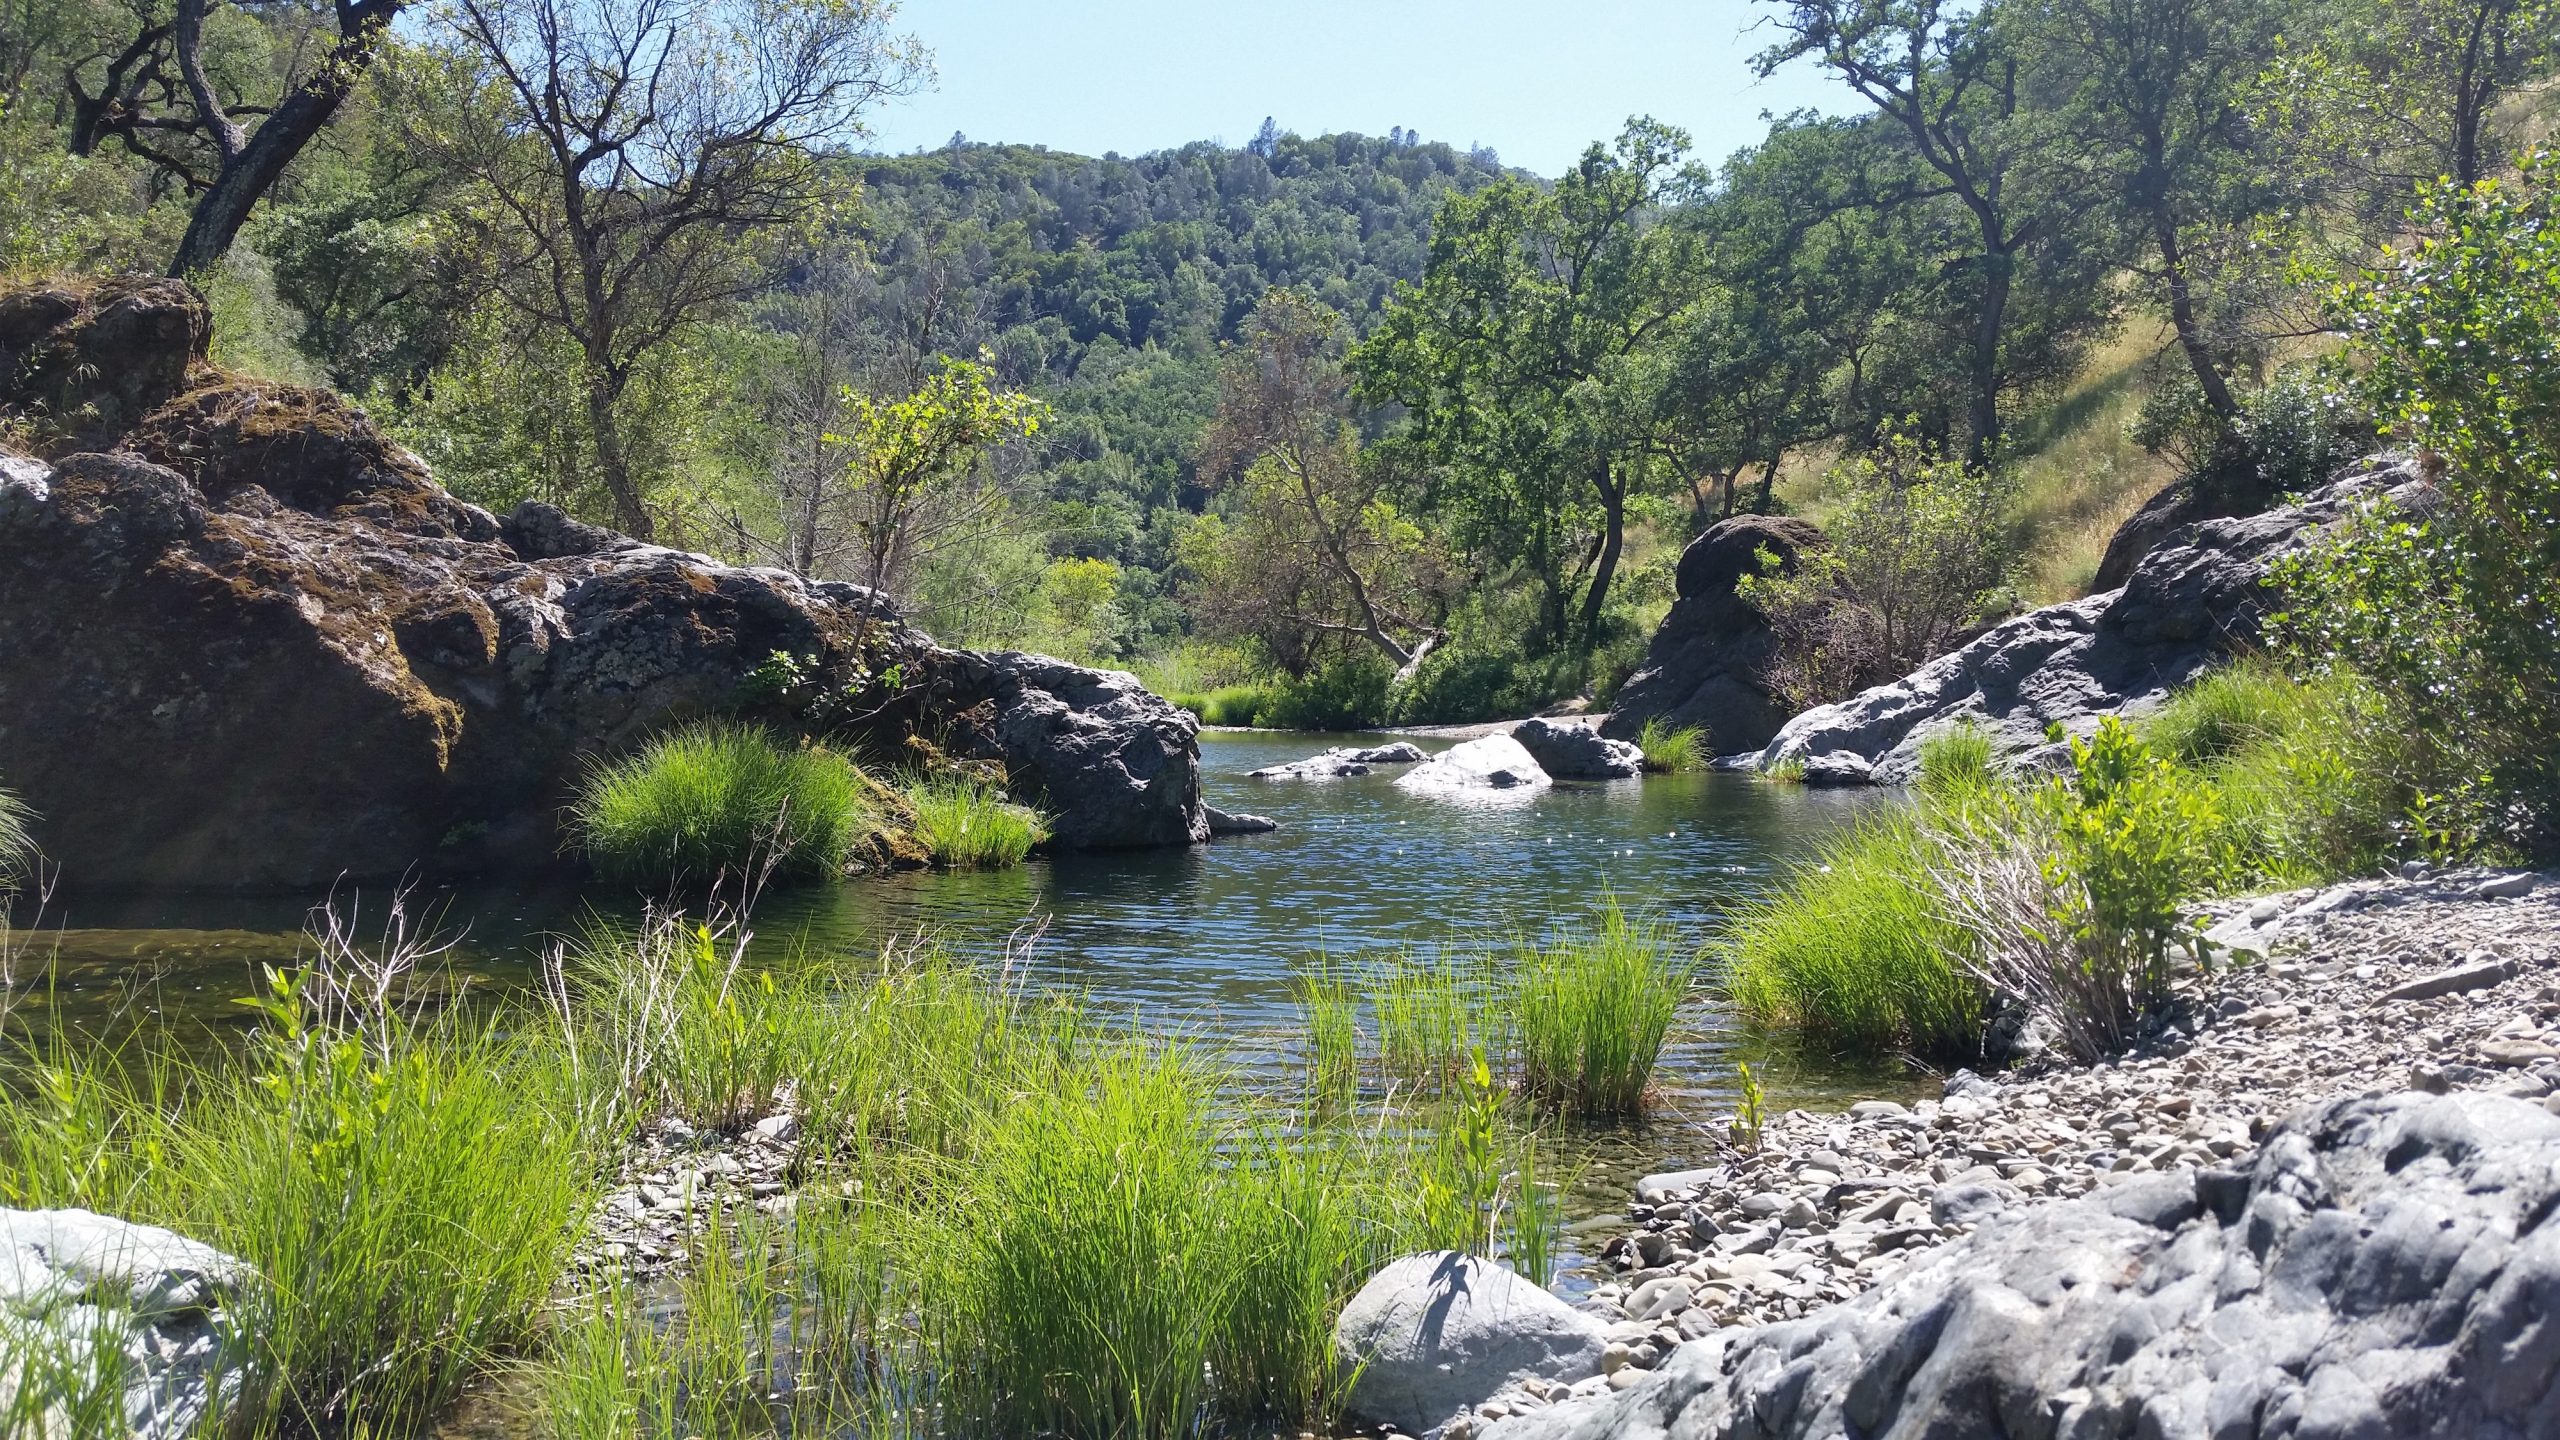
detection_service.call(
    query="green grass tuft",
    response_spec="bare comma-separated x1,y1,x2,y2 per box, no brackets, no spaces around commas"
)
1511,900,1696,1117
1723,807,1984,1060
0,780,36,890
573,722,873,885
1634,718,1708,773
900,777,1049,868
1916,719,1997,800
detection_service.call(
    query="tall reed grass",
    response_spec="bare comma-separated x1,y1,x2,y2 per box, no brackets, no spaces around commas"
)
1634,718,1708,773
574,723,873,885
898,777,1048,868
1512,902,1697,1116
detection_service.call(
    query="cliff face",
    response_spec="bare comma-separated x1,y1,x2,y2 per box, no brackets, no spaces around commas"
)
0,278,1205,889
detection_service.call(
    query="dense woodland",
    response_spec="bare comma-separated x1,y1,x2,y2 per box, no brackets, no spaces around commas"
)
1,0,2554,726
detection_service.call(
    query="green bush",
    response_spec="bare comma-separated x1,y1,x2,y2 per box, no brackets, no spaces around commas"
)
1175,682,1281,727
2284,150,2560,852
902,777,1049,868
1634,718,1707,773
573,722,872,884
1724,808,1983,1060
1261,652,1394,730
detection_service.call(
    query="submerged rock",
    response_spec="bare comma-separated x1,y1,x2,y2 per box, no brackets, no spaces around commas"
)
1512,718,1643,781
1755,458,2433,783
1397,735,1553,793
1602,514,1823,753
1337,1252,1608,1436
0,279,1208,886
1205,805,1279,836
1492,1091,2560,1440
0,1208,244,1439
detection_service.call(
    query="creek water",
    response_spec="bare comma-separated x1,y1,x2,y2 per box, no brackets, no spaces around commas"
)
16,729,1913,1271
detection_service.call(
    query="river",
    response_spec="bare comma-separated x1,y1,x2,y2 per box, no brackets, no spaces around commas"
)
10,729,1911,1270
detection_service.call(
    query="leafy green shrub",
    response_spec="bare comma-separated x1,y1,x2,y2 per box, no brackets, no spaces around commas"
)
573,722,872,884
1740,432,2022,712
1724,808,1982,1059
1261,652,1394,730
1510,901,1696,1116
901,777,1048,868
1175,682,1277,726
2285,151,2560,851
1634,718,1707,772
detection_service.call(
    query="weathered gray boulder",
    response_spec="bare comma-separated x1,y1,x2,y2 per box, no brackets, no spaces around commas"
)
1337,1252,1608,1435
1397,735,1553,793
1205,805,1279,836
0,1209,245,1439
0,279,1208,886
1602,515,1823,753
1489,1089,2560,1440
1250,741,1426,780
1512,718,1643,781
1756,459,2430,783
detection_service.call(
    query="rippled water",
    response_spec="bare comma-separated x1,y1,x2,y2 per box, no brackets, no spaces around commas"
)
15,729,1917,1254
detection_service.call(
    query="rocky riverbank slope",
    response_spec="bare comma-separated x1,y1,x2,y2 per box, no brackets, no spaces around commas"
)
0,277,1209,888
1450,866,2558,1437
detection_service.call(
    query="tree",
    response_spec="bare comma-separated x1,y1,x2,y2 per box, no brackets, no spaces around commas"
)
829,354,1043,599
1196,288,1443,670
415,0,923,538
21,0,410,273
1739,431,2020,710
1758,0,2114,463
1352,118,1707,645
2017,0,2283,422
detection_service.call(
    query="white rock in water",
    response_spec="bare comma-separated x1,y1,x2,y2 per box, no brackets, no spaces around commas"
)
1396,735,1553,793
1337,1251,1606,1435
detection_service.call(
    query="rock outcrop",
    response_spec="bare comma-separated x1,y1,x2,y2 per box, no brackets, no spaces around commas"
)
1337,1252,1609,1436
1757,459,2428,782
1512,718,1642,781
1602,515,1822,753
0,1208,244,1439
1397,735,1553,793
0,279,1208,888
1492,1089,2560,1440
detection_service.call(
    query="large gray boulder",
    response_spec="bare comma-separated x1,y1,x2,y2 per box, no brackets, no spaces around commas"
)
0,1208,245,1439
1489,1089,2560,1440
1512,718,1643,781
1397,735,1553,793
1337,1252,1609,1435
1756,458,2430,783
1602,515,1824,753
0,280,1208,886
1250,742,1426,780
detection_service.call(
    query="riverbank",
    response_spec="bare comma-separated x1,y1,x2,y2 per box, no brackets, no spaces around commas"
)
1457,865,2557,1427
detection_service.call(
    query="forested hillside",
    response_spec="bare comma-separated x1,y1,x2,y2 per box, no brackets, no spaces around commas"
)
2,0,2551,728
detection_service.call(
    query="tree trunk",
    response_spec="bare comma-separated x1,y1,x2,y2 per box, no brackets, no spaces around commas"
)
1576,469,1625,644
1966,257,2012,468
165,0,403,277
583,358,652,540
2152,207,2239,419
1751,453,1783,514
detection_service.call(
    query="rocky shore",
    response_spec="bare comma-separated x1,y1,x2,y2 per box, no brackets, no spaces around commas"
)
1435,865,2558,1435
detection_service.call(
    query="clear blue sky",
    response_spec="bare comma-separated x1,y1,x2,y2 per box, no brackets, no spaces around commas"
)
861,1,1842,177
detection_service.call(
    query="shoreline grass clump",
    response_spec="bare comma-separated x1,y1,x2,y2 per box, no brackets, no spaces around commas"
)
0,779,35,890
1512,900,1696,1116
1634,718,1707,773
900,776,1048,868
1723,804,1986,1061
0,901,600,1438
574,722,872,885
